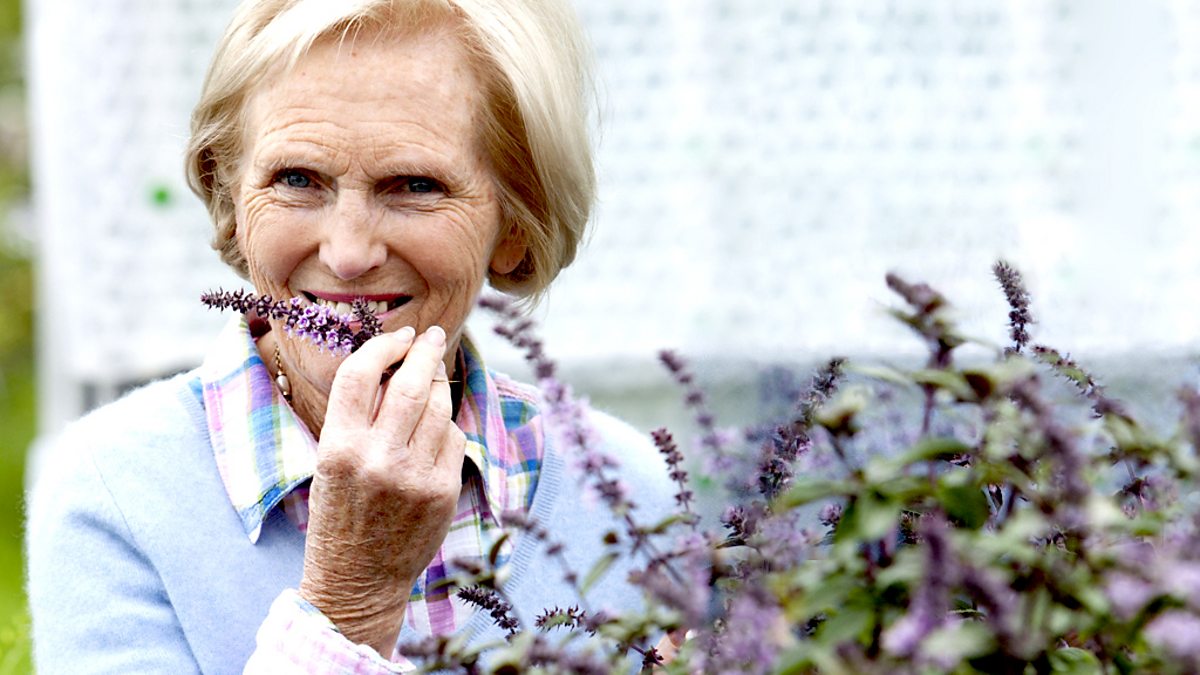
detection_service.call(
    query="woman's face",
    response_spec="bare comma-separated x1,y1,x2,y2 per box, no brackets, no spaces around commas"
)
232,24,524,403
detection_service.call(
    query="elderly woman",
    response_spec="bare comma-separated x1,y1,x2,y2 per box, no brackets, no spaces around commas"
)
27,0,673,672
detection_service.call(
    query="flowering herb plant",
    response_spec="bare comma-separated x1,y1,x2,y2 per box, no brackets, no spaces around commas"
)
203,266,1200,673
200,289,384,354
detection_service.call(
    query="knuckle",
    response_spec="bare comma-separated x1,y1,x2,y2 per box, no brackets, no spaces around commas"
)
357,455,396,486
332,367,375,396
425,399,453,423
315,444,362,480
440,473,462,498
388,379,428,406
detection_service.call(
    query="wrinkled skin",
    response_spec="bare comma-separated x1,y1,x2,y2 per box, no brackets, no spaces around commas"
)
297,326,464,653
233,20,526,656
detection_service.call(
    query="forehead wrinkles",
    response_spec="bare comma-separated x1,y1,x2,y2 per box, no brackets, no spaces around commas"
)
240,25,490,174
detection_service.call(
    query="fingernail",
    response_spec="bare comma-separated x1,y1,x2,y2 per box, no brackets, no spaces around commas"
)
426,325,446,347
395,326,416,341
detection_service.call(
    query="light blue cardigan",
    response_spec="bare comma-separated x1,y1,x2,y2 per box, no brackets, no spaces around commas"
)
27,371,675,673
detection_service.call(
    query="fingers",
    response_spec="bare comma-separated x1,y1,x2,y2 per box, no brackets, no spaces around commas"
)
325,326,416,430
374,326,449,438
412,367,466,470
325,324,457,473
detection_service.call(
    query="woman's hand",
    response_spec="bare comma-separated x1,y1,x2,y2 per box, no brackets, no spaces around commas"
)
297,325,466,657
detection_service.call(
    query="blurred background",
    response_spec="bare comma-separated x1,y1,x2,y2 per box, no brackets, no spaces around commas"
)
0,0,29,667
5,0,1200,669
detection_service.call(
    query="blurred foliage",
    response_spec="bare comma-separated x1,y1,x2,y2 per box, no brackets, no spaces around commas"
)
0,0,16,37
0,0,34,670
0,0,24,214
0,247,32,377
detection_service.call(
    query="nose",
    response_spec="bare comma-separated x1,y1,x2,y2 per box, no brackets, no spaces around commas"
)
318,193,387,280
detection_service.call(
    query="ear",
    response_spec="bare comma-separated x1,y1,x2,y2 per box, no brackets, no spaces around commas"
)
489,229,527,275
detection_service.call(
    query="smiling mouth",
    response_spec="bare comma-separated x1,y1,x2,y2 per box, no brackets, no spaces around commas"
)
301,292,412,317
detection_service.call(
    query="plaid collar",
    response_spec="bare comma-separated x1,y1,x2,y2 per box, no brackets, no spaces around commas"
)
198,315,537,543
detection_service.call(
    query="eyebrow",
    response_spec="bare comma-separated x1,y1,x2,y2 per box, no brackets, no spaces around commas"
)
366,148,472,188
248,140,341,176
246,124,483,189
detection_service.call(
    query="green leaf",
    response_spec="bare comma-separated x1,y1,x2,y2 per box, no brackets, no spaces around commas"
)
1048,606,1078,635
817,603,873,644
1049,647,1102,674
773,643,817,675
837,492,900,542
875,475,928,502
936,471,989,530
1085,495,1125,530
776,478,853,509
962,369,997,400
1168,442,1200,476
962,359,1036,399
921,621,993,663
910,369,974,400
487,631,538,671
789,571,856,617
875,548,924,588
796,647,858,675
580,551,618,595
642,513,690,536
897,437,972,465
1073,584,1110,615
846,363,913,387
815,386,871,435
999,508,1049,541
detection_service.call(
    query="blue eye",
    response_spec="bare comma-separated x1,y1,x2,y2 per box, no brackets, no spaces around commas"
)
407,177,438,193
277,170,312,189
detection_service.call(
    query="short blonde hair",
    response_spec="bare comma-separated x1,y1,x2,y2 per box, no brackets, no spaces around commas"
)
185,0,595,300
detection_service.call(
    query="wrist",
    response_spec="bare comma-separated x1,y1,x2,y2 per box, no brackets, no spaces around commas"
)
297,581,409,657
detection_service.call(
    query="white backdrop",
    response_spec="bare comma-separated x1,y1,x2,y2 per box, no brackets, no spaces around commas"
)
27,0,1200,436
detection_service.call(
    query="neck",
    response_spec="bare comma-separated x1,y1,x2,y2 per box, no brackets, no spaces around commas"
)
290,380,331,438
258,329,329,437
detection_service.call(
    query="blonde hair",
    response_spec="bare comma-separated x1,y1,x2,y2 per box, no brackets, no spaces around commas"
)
185,0,595,300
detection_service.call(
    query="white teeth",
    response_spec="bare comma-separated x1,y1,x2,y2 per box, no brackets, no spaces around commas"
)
310,297,345,314
308,296,394,317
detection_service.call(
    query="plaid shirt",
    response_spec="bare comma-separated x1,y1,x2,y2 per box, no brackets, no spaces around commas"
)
197,316,543,671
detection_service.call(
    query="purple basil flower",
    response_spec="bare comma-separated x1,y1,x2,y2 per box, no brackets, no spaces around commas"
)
200,288,380,355
881,610,933,658
819,503,843,529
993,260,1032,355
651,427,696,523
457,585,520,638
1146,610,1200,661
707,589,782,675
1163,560,1200,610
883,513,955,657
755,512,812,565
658,349,737,470
1105,571,1155,621
480,294,634,516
